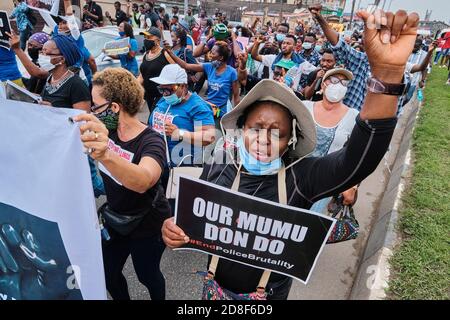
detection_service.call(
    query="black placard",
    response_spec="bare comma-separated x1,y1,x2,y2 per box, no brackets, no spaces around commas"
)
0,11,12,50
174,176,336,284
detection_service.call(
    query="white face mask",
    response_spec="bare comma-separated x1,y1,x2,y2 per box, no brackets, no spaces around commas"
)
324,83,347,103
37,55,55,72
302,42,313,50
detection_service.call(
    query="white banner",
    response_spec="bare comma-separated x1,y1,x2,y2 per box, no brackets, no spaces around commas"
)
27,0,60,15
0,98,106,300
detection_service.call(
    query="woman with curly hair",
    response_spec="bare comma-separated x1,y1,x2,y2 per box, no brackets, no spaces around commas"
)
73,68,171,300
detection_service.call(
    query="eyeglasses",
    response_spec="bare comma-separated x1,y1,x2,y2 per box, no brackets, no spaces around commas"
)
326,76,350,87
157,85,178,95
90,101,111,113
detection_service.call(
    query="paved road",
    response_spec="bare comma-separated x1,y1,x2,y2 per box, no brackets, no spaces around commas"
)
100,103,394,300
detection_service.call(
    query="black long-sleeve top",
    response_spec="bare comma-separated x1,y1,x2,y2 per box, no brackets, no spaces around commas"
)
199,115,397,295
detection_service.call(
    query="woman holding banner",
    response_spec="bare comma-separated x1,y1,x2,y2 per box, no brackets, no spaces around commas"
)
161,9,420,299
73,68,171,300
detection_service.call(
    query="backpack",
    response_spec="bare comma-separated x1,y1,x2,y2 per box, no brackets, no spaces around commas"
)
26,8,37,26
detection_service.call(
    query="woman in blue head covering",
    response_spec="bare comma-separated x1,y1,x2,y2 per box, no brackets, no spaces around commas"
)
8,32,91,111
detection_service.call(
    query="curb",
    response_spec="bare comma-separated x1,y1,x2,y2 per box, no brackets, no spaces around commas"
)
349,97,420,300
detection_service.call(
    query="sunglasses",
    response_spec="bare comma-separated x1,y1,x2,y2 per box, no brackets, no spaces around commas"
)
326,76,350,87
157,85,178,95
90,101,111,113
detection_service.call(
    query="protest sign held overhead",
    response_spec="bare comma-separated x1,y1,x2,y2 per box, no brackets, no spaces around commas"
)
0,98,106,300
104,37,130,55
0,11,12,50
174,176,336,284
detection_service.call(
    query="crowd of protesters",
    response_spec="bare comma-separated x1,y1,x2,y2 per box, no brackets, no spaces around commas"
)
1,0,446,301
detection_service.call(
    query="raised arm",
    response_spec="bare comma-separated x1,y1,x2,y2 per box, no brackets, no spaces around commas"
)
230,30,243,59
165,47,204,73
309,5,339,46
250,36,264,62
297,9,420,202
410,41,436,73
7,32,49,79
237,52,248,86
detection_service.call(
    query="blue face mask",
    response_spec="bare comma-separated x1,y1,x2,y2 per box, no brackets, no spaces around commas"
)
237,136,282,176
315,45,322,52
276,34,286,43
163,93,182,105
119,31,126,37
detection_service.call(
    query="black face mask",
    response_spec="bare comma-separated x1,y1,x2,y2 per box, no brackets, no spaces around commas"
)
144,39,156,51
28,47,40,62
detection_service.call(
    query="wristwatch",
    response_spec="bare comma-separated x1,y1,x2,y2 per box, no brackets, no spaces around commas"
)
366,77,406,96
178,129,185,142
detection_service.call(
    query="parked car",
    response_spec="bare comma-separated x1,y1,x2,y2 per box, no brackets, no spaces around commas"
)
82,26,146,71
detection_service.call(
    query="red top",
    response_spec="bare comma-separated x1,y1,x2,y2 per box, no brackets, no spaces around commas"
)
442,32,450,49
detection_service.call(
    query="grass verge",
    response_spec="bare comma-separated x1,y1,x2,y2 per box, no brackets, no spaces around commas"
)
387,67,450,300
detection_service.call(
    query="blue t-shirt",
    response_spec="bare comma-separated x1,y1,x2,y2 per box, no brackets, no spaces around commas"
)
149,93,215,166
202,63,237,112
119,38,139,76
0,48,22,82
186,36,194,48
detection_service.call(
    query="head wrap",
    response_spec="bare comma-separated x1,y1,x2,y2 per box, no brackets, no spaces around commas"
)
29,32,50,47
213,23,229,40
51,35,82,67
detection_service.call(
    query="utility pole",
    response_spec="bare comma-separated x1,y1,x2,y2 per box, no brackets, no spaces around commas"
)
349,0,357,30
279,0,284,24
357,0,362,11
387,0,393,11
263,0,268,26
184,0,188,16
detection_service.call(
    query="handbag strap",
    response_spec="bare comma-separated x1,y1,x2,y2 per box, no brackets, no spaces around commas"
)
161,105,172,168
208,164,287,293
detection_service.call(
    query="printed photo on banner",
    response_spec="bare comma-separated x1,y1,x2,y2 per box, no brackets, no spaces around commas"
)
0,203,83,300
26,0,58,12
174,176,336,284
104,37,130,55
0,11,12,50
0,98,107,300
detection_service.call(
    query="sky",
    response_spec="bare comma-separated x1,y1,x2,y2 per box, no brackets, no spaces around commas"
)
343,0,450,24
